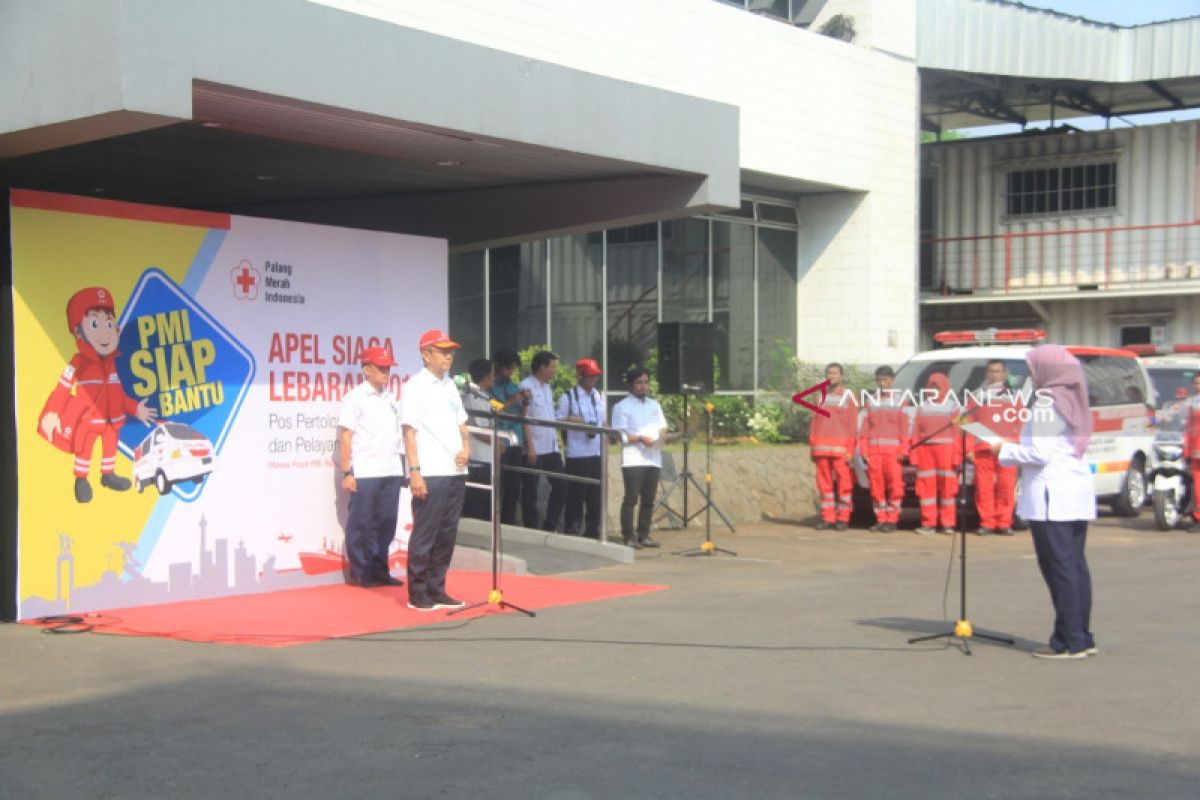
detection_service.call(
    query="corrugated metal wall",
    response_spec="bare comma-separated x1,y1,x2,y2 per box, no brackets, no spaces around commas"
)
921,294,1200,349
924,121,1200,289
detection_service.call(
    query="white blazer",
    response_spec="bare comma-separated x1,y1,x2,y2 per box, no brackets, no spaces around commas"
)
998,407,1096,522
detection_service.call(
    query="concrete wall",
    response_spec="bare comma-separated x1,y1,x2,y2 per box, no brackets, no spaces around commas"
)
315,0,922,364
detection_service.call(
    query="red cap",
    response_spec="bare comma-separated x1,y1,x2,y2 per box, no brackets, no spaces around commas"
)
66,287,116,332
575,358,602,376
418,328,461,350
360,346,397,367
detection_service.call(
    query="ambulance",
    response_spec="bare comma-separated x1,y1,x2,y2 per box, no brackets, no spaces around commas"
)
132,421,217,495
851,329,1157,522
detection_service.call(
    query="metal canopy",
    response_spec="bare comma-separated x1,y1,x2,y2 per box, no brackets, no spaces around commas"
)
921,69,1200,133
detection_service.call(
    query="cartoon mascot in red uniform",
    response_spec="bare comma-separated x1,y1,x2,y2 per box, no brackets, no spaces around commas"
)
38,287,157,503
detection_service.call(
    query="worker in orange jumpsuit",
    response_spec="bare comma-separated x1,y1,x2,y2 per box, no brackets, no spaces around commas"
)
38,287,157,503
859,365,909,532
809,362,859,531
910,372,961,535
966,359,1023,535
1185,374,1200,534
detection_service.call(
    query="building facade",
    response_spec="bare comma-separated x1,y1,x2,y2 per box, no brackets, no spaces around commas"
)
921,120,1200,350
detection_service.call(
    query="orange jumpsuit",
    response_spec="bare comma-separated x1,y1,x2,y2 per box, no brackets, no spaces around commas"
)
966,383,1023,530
859,390,909,525
810,387,858,524
910,376,960,529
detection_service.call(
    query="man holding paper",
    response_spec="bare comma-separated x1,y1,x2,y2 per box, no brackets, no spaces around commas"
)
611,366,668,549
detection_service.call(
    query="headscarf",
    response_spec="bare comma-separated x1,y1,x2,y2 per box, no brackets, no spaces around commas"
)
1026,345,1091,457
925,372,950,403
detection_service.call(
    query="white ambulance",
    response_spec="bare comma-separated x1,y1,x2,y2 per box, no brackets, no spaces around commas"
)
852,329,1157,521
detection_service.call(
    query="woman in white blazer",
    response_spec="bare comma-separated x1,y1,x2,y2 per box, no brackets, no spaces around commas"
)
993,344,1098,660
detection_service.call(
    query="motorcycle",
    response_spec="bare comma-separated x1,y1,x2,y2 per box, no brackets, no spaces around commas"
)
1150,438,1193,531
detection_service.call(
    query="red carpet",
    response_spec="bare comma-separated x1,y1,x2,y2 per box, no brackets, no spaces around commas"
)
27,572,667,648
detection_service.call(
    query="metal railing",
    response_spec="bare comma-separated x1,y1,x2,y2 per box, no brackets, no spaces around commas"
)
465,408,620,544
924,220,1200,295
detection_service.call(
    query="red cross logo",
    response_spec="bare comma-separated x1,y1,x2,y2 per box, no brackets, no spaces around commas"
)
231,260,260,300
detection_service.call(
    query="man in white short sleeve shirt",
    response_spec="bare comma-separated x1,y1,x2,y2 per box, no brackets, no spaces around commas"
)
557,358,606,538
611,366,668,549
337,346,404,587
401,329,470,611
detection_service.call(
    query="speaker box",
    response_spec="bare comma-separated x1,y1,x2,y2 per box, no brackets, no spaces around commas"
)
657,322,714,395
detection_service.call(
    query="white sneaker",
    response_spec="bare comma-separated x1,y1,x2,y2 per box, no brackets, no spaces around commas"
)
1032,647,1088,660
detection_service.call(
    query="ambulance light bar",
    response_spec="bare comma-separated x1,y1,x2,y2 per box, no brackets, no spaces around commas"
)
1123,343,1200,356
933,328,1047,346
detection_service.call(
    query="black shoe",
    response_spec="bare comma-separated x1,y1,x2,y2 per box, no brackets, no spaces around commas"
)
835,522,848,531
74,477,93,503
639,537,661,548
869,523,885,532
976,527,992,536
994,528,1014,536
815,521,834,531
882,523,896,532
406,597,438,612
623,538,643,550
432,594,465,610
100,473,131,491
1188,523,1200,534
376,575,404,587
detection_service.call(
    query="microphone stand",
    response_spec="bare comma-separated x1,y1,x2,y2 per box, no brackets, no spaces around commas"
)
908,413,1014,655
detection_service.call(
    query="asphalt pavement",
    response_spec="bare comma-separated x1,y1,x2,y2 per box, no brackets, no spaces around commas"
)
1,512,1197,799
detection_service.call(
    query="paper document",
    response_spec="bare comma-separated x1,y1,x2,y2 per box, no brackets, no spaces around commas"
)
960,421,1003,447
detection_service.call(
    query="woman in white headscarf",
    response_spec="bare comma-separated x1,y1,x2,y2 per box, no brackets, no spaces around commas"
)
992,344,1097,660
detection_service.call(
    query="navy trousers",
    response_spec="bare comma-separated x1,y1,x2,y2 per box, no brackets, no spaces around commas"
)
408,475,466,602
344,475,402,584
1029,519,1096,654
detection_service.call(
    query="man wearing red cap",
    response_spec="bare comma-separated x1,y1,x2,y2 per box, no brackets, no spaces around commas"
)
39,286,157,503
337,345,405,587
401,329,470,611
557,357,606,538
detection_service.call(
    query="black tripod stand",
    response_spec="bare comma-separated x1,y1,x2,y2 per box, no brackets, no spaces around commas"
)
675,401,736,557
908,415,1013,655
653,393,735,532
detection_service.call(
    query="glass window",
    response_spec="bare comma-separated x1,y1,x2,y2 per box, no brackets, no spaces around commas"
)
757,202,798,225
448,250,486,366
606,225,659,392
894,359,1029,396
1005,161,1116,218
712,221,755,391
489,241,546,356
549,234,604,368
1078,355,1148,407
661,219,709,324
756,227,798,390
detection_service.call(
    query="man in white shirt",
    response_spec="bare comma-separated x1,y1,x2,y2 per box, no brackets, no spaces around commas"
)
337,346,404,588
401,329,470,611
611,366,668,549
557,358,606,538
520,350,567,532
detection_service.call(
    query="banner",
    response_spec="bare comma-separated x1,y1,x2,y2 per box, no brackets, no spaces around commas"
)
10,190,446,618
